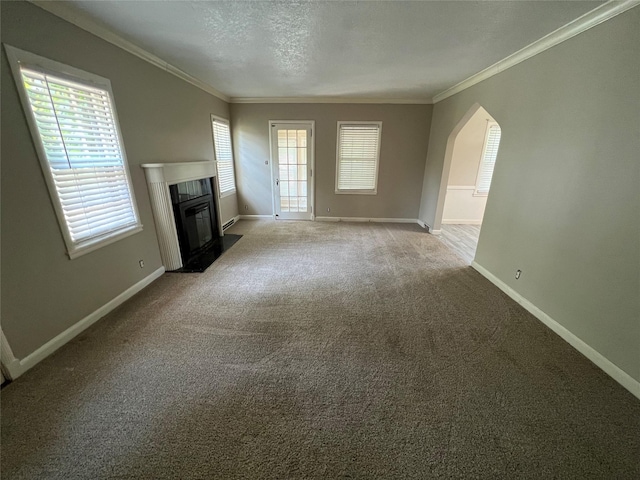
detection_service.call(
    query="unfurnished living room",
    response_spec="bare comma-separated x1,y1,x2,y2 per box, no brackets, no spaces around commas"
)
1,0,639,478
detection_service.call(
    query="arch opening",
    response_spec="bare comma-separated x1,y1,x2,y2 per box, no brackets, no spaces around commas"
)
434,104,501,264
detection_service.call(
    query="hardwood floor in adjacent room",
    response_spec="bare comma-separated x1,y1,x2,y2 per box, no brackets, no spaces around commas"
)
436,223,481,264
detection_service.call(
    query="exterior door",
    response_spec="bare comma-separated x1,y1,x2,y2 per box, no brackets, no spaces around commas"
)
270,122,314,220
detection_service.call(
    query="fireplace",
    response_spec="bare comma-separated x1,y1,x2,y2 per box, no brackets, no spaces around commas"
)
170,178,218,266
142,161,223,271
141,161,241,272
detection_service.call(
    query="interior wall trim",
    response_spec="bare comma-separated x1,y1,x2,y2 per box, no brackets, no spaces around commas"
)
1,329,21,381
239,215,274,220
231,97,432,105
419,220,441,235
1,266,165,381
442,219,483,225
471,261,640,401
432,0,640,103
28,1,230,102
315,216,419,224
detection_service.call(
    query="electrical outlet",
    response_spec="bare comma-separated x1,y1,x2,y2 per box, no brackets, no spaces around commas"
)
515,269,522,279
139,260,145,268
327,207,330,212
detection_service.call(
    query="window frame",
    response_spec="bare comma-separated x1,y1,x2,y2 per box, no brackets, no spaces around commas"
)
474,122,501,197
335,121,382,195
210,115,237,198
5,44,142,259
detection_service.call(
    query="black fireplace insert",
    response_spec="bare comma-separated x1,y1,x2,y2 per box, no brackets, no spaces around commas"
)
170,178,218,264
168,178,242,273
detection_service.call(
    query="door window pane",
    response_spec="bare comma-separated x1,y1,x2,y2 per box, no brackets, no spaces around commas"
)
276,128,310,216
297,148,307,164
297,130,307,147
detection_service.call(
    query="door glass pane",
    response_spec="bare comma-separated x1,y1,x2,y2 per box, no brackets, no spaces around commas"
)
297,130,307,147
297,148,307,164
277,128,309,215
287,130,297,147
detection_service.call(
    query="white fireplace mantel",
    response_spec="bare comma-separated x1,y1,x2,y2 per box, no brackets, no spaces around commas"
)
141,161,220,271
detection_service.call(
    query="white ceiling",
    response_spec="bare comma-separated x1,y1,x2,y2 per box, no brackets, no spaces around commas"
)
61,0,605,101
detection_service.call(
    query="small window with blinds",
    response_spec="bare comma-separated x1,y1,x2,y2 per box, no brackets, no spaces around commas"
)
6,46,142,259
335,122,382,194
211,116,236,197
475,123,502,196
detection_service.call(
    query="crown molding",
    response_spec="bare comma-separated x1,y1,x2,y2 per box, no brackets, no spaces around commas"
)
230,97,433,105
28,0,230,102
432,0,640,103
29,0,637,107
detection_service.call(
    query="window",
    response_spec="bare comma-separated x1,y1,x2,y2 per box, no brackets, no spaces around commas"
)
335,122,382,194
475,123,501,196
211,116,236,197
6,45,142,259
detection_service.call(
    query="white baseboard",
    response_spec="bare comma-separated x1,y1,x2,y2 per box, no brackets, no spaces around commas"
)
315,216,418,224
471,261,640,400
421,220,441,235
2,266,165,380
239,214,274,220
442,219,483,225
1,329,21,381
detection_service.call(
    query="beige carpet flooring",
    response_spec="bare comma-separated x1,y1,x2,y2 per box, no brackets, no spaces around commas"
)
1,220,639,479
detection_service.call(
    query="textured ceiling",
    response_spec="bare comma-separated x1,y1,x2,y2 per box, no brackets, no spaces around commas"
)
64,0,604,100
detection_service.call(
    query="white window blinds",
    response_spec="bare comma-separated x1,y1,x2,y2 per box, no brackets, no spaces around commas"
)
336,122,382,193
211,118,236,196
476,124,501,195
18,65,140,257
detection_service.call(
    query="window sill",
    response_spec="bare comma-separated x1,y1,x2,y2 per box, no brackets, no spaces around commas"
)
67,224,143,259
219,189,237,199
472,192,489,197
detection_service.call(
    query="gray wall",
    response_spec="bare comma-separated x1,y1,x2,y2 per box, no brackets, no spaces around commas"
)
230,103,432,218
419,8,640,381
1,1,237,358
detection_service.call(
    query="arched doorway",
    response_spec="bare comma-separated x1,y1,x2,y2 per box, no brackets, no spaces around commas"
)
435,104,501,263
